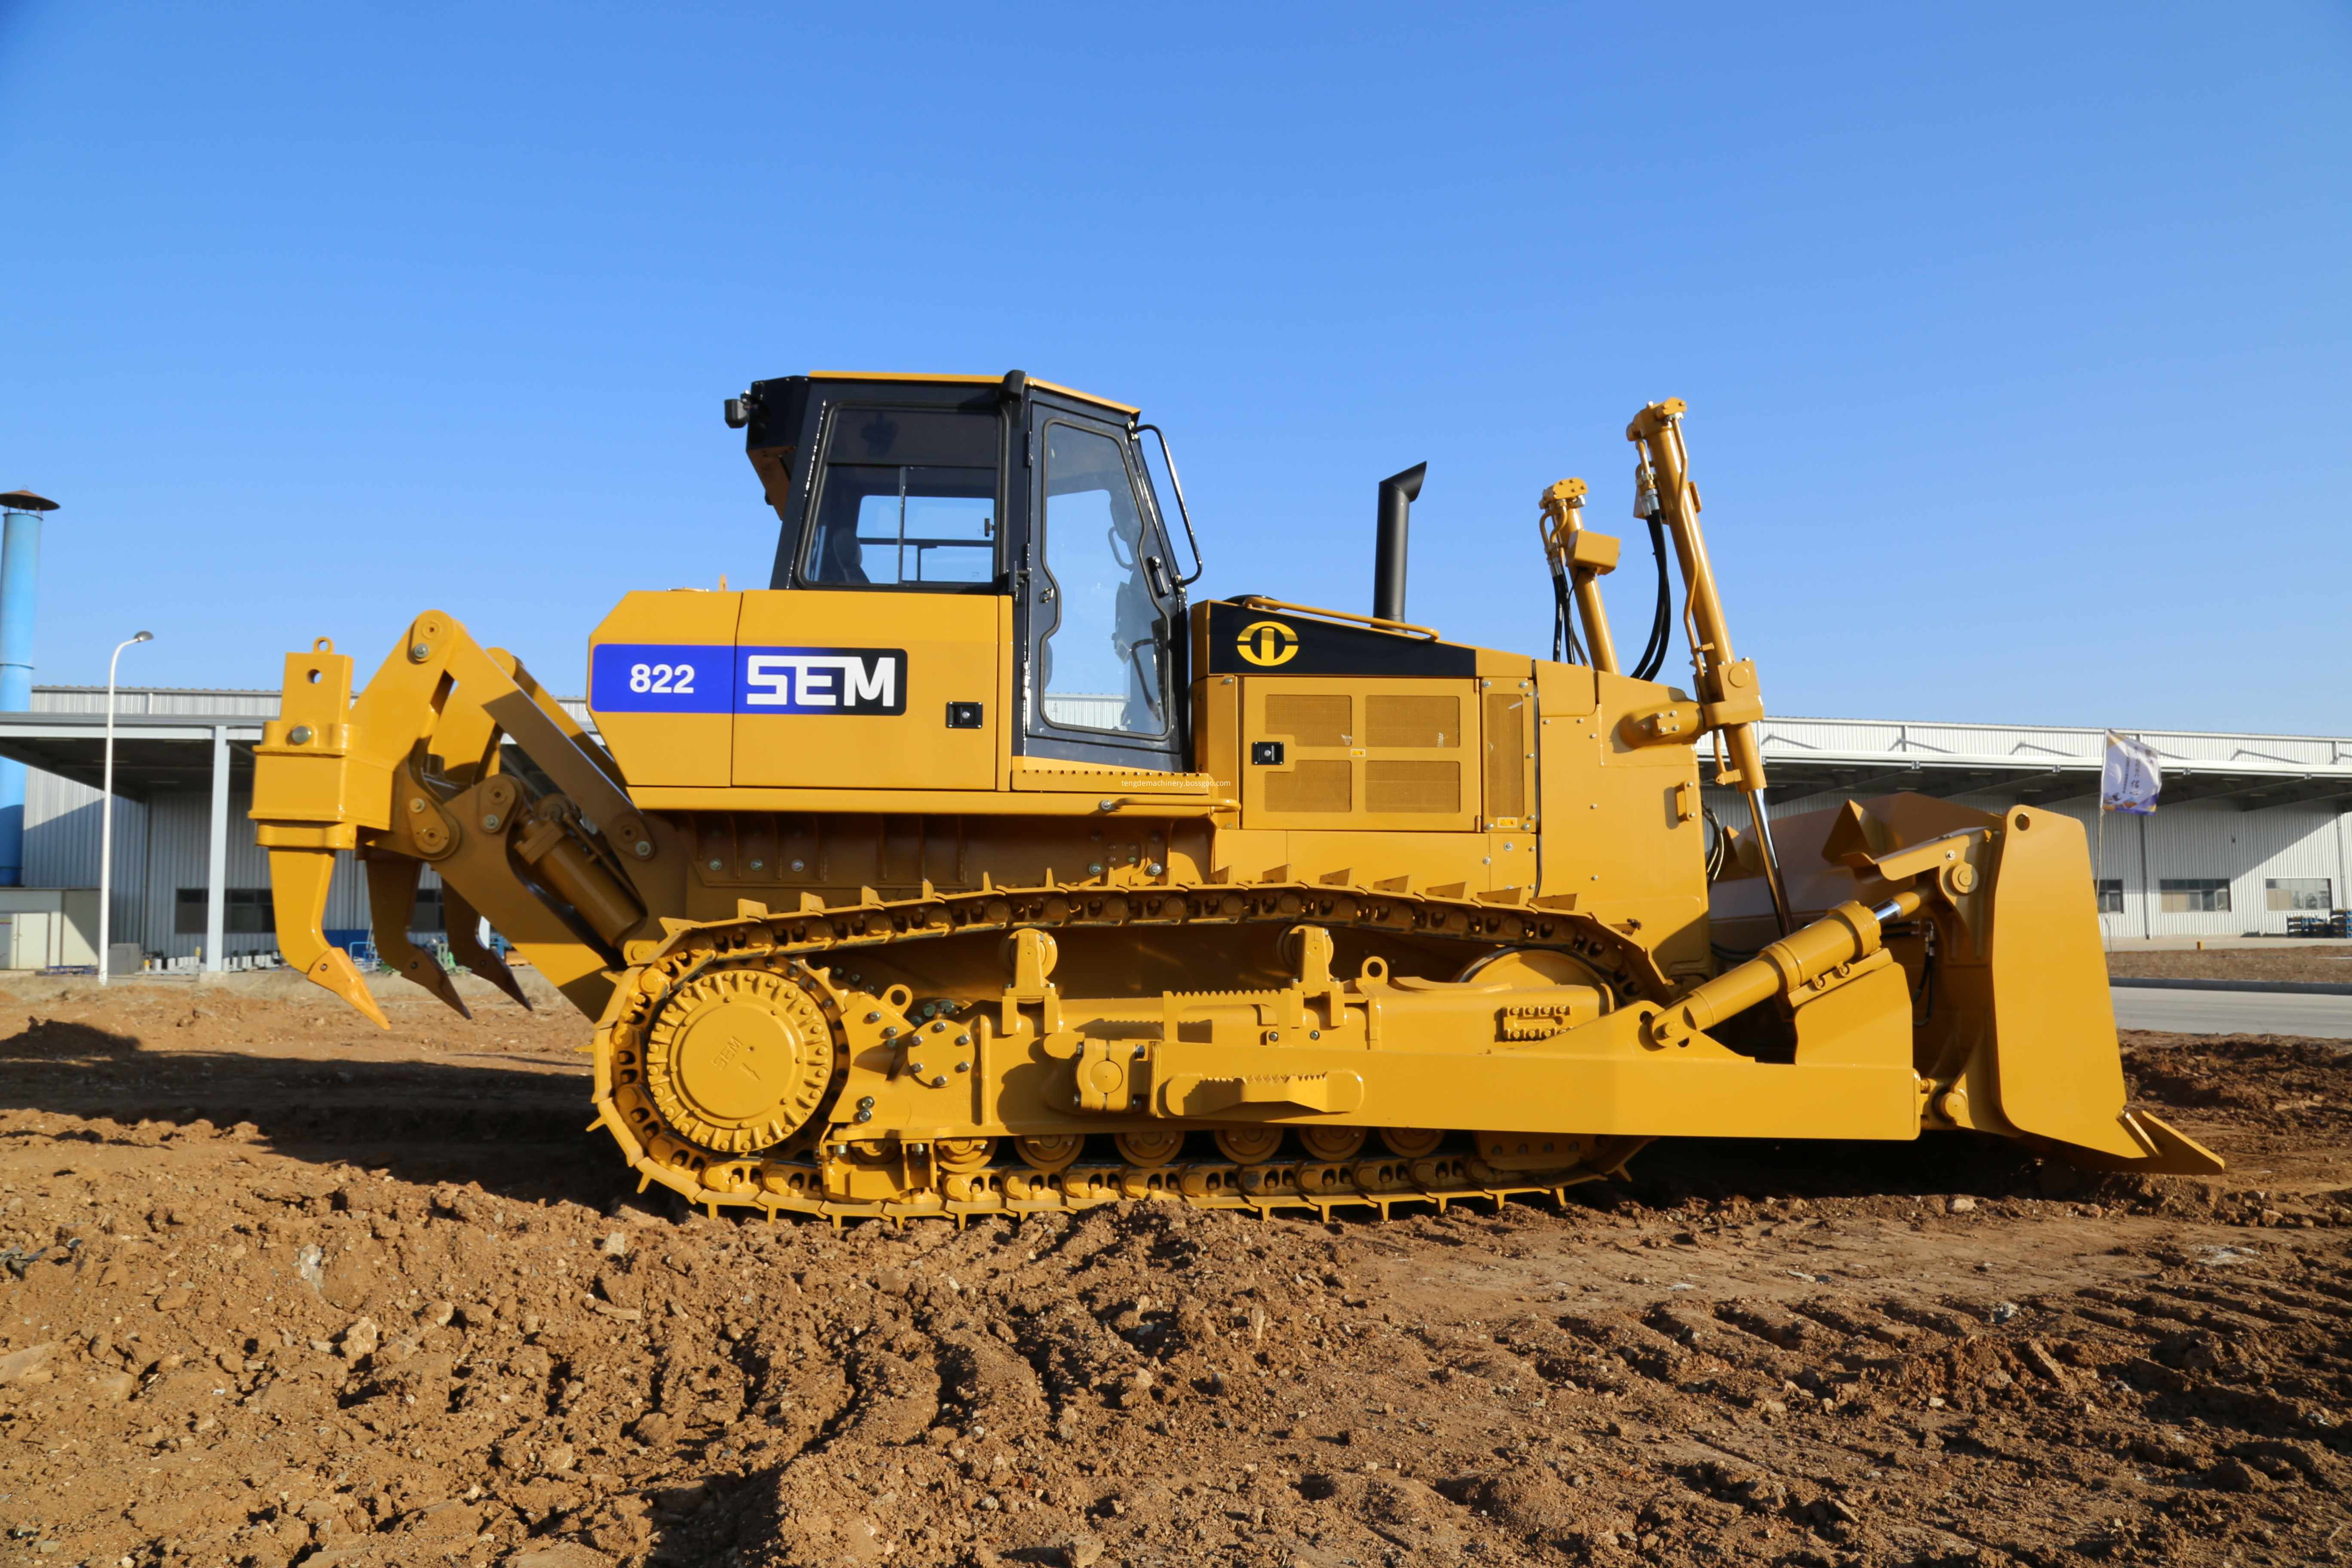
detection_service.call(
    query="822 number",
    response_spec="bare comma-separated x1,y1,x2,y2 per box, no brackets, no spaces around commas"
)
628,662,697,695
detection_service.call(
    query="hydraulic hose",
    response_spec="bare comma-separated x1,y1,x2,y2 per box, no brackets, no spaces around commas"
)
1630,514,1673,682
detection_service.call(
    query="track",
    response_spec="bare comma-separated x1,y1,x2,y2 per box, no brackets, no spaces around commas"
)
590,877,1673,1224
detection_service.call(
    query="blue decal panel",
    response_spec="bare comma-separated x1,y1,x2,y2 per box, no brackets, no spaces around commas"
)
591,645,907,716
590,645,735,714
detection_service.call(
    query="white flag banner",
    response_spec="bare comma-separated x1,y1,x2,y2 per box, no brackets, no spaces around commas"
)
2101,732,2162,815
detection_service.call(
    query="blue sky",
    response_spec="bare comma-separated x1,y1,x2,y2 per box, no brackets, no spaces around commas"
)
2,3,2346,732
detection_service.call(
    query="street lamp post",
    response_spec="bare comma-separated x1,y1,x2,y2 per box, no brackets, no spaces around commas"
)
97,631,153,984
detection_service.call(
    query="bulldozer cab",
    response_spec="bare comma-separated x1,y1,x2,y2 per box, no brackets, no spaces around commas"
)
740,371,1194,773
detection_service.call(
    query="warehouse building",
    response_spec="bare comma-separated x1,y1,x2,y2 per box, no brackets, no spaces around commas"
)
0,683,591,971
0,684,2344,970
1719,716,2352,940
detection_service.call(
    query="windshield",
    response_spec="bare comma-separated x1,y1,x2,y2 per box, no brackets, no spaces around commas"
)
1037,423,1165,735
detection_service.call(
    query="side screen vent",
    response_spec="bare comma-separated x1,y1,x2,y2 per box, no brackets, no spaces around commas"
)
1241,679,1479,832
1483,689,1527,822
1264,693,1353,749
1364,694,1458,749
1265,760,1354,814
1366,760,1459,814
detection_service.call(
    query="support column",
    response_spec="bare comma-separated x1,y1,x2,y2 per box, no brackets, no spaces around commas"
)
2137,811,2154,940
0,493,59,887
203,725,228,980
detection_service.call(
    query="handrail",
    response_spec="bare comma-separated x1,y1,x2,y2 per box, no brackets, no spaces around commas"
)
1134,423,1206,588
1231,594,1441,641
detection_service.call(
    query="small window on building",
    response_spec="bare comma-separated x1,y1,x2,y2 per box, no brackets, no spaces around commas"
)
175,887,276,935
2266,877,2332,913
2095,878,2123,914
2158,878,2232,914
412,885,447,933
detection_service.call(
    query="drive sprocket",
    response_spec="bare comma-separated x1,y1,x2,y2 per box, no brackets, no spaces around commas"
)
639,967,837,1155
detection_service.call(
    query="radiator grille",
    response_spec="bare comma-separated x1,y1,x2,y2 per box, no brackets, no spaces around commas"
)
1263,693,1353,749
1363,694,1459,750
1365,760,1459,814
1264,760,1353,814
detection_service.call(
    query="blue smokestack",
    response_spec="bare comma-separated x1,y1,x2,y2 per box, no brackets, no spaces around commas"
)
0,490,58,887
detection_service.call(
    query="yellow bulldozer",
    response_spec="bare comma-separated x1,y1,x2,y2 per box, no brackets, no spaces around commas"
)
252,372,2218,1222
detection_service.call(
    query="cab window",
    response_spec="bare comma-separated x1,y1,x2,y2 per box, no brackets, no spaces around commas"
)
802,407,1000,587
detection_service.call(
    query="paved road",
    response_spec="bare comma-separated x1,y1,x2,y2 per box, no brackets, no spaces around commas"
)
2112,985,2352,1040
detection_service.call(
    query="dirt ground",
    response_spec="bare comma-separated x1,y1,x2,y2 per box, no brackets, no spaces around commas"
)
0,976,2347,1568
2107,945,2352,985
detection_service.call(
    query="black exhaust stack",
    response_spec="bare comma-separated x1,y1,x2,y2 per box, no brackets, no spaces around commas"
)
1372,462,1426,624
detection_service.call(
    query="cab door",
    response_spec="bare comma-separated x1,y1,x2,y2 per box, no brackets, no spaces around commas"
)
1018,407,1187,771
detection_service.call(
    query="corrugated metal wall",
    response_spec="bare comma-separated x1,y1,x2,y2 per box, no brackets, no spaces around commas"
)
28,684,591,726
22,768,144,940
31,686,283,717
136,790,370,959
10,684,488,961
20,774,375,959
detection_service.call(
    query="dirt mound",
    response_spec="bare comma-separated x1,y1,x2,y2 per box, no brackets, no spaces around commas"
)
2107,945,2352,985
0,989,2345,1566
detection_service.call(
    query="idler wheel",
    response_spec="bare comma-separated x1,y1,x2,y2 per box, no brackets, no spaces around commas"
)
1378,1127,1443,1159
642,968,836,1155
1015,1133,1084,1173
1297,1125,1367,1162
1214,1126,1284,1164
934,1136,996,1174
1115,1129,1185,1168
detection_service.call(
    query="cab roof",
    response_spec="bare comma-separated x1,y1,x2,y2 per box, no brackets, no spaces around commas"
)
806,371,1139,418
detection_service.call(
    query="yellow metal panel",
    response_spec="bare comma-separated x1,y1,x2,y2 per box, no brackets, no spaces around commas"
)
1147,1006,1916,1138
1191,675,1241,799
1241,677,1479,832
628,786,1226,818
994,596,1015,791
1293,827,1519,892
1535,661,1709,971
1008,758,1222,796
585,591,741,788
732,590,1000,790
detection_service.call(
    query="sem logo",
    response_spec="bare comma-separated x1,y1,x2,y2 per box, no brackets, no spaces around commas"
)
1236,620,1299,667
741,649,905,714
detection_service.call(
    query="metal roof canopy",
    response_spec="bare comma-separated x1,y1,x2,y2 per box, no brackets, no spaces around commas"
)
1755,717,2352,813
0,714,264,802
0,710,563,805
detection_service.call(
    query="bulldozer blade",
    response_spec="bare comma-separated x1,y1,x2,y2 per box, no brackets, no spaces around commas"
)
362,854,471,1019
442,885,533,1011
267,847,389,1030
2052,1109,2226,1177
